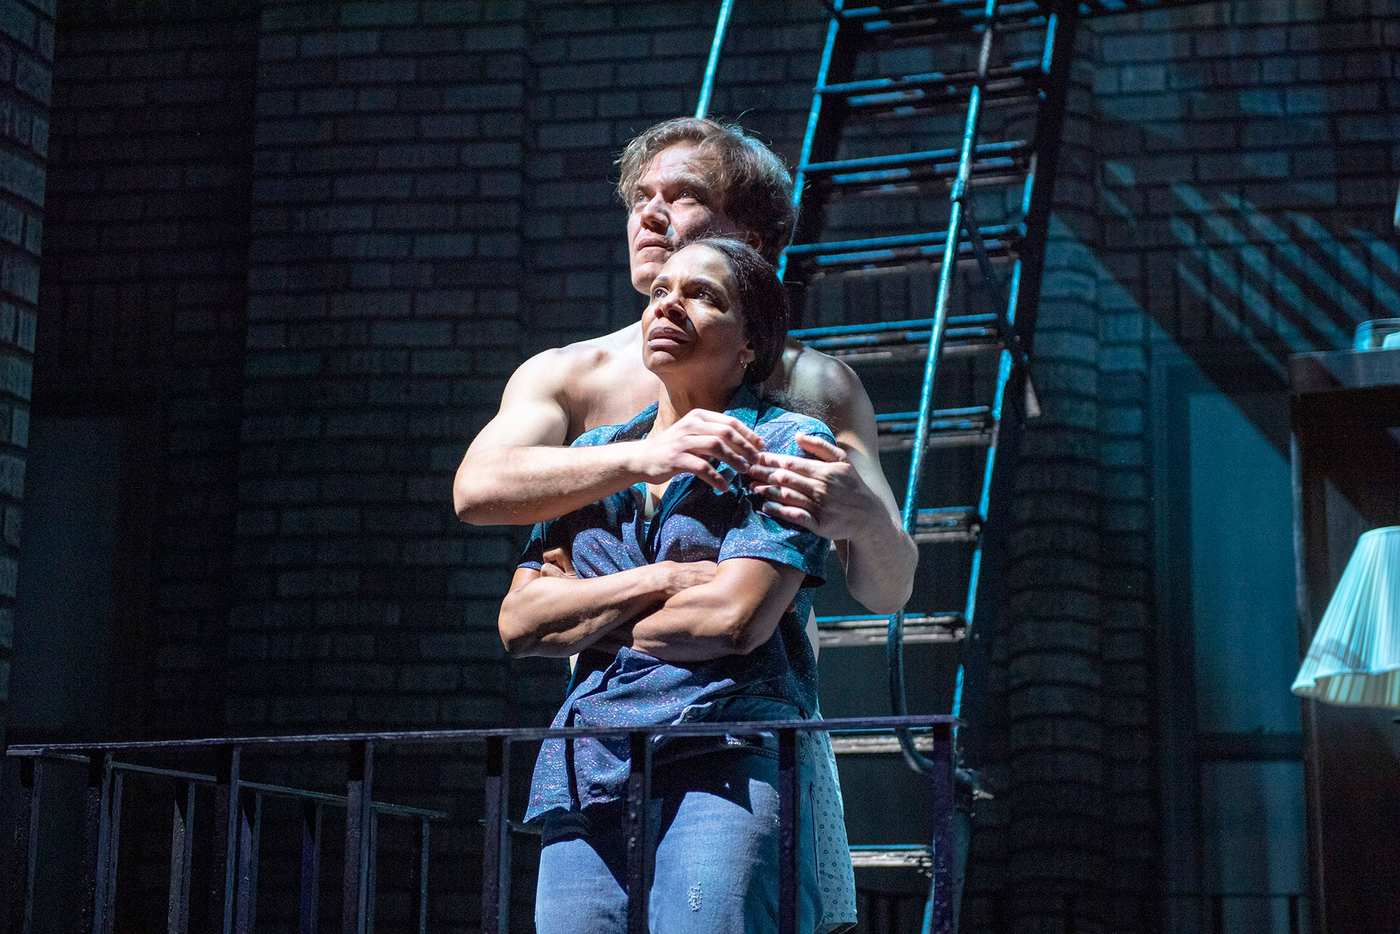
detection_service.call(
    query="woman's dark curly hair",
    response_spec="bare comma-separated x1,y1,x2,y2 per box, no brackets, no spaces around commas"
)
674,234,789,385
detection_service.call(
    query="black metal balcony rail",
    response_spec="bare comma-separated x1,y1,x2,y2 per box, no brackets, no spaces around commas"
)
950,891,1312,934
3,714,957,934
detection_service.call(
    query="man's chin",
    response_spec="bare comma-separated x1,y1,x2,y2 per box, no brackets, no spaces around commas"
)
630,255,673,293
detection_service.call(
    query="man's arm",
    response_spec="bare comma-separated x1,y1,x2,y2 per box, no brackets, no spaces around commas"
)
629,558,805,662
751,358,917,614
453,348,765,526
498,560,717,657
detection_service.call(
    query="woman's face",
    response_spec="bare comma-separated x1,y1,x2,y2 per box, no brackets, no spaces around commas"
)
641,244,754,391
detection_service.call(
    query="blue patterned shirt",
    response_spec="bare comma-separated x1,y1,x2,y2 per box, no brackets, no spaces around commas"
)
520,385,833,821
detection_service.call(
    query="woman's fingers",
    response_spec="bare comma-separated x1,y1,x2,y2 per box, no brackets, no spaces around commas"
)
684,433,753,473
692,410,765,453
676,454,727,491
541,546,576,576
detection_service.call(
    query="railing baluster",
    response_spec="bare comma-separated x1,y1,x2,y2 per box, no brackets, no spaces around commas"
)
624,731,651,934
929,727,955,934
343,741,375,934
366,810,378,934
778,728,799,934
480,735,509,934
78,753,113,934
416,818,430,934
300,802,323,934
167,781,195,934
210,747,242,934
1288,894,1301,934
1211,894,1224,934
100,772,124,934
6,758,42,934
233,790,261,934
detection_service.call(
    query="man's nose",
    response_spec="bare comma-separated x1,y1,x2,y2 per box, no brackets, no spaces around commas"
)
638,192,669,230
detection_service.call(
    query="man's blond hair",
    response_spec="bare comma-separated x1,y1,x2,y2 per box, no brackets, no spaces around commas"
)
616,117,796,265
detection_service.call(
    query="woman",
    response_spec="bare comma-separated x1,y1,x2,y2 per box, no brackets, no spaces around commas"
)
497,236,852,933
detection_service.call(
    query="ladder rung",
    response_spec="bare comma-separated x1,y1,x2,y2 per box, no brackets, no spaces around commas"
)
842,0,1017,19
850,844,933,872
785,224,1016,273
845,0,1048,40
913,506,981,542
793,314,1003,363
818,60,1043,116
831,732,936,755
800,140,1030,196
1080,0,1192,14
877,406,993,451
816,611,965,647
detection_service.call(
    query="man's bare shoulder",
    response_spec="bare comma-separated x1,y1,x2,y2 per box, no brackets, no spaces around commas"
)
765,339,864,425
516,322,637,384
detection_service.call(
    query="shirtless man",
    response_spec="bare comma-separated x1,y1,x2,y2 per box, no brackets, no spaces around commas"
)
454,116,916,616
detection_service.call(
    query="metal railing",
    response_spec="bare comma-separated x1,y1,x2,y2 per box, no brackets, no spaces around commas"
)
2,714,956,934
954,891,1312,934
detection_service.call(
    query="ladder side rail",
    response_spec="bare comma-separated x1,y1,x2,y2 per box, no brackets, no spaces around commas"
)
962,261,1023,635
694,0,738,119
952,2,1081,772
889,0,1002,775
952,347,1014,726
1007,2,1080,353
895,0,1000,535
779,0,850,283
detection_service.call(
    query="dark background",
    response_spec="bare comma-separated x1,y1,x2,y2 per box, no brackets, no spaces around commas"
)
1,0,1396,930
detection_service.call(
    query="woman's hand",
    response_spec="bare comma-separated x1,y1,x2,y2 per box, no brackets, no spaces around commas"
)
539,547,577,578
578,560,718,656
658,559,719,595
624,410,765,492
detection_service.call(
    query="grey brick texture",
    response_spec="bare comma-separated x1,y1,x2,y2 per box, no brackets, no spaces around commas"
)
41,3,257,741
0,0,53,744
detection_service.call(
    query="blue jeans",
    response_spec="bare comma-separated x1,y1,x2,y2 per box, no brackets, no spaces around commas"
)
534,744,821,934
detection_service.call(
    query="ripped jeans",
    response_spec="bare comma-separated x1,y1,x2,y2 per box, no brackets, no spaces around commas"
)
534,742,821,934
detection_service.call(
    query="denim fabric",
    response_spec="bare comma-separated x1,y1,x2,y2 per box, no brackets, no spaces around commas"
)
534,744,822,934
518,385,836,821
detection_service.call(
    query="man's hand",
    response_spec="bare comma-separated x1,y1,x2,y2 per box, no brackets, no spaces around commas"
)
747,434,887,540
626,409,765,492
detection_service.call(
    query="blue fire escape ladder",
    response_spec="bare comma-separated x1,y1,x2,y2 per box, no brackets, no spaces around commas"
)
697,1,1089,929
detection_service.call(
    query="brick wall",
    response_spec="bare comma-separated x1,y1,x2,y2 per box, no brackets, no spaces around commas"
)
0,0,53,741
40,0,257,739
229,1,530,925
231,0,525,735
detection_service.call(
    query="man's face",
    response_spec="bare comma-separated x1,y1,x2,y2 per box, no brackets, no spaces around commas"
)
626,142,750,295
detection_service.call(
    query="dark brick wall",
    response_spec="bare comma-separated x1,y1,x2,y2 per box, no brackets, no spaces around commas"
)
39,1,258,738
230,0,525,736
227,2,531,926
0,0,53,741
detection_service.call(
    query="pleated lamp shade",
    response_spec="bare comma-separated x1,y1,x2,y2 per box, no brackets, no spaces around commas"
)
1293,526,1400,708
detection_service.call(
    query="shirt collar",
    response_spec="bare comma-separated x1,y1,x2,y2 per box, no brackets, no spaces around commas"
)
607,383,764,443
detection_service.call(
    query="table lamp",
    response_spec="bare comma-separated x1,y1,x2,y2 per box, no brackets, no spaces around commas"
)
1292,526,1400,708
